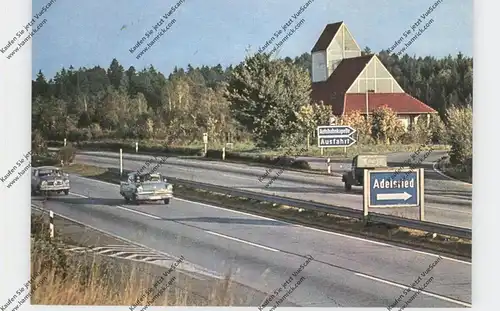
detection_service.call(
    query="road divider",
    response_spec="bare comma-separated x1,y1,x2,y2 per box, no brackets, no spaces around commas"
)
60,163,471,258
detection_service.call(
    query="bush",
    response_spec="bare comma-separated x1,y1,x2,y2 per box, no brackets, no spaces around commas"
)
340,110,372,144
32,129,48,156
89,123,104,139
403,116,431,145
371,106,405,144
290,159,311,170
428,114,448,144
31,214,69,278
445,105,472,164
58,143,77,165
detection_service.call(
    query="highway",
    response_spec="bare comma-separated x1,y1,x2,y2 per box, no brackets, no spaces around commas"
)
31,175,471,307
73,150,472,228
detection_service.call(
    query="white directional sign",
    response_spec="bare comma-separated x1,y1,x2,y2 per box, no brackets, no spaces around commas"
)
203,132,208,144
317,125,357,148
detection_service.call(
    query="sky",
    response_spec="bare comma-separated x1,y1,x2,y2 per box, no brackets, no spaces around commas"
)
31,0,472,80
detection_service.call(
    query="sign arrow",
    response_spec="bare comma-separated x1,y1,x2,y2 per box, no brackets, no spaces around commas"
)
376,192,412,201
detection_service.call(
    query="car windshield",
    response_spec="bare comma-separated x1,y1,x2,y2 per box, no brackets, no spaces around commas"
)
39,169,61,177
136,174,162,182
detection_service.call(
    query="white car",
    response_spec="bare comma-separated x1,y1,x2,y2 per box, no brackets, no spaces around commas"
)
31,166,70,195
120,172,173,204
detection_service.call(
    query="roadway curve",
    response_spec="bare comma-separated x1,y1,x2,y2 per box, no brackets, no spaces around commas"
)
73,150,472,229
31,176,471,308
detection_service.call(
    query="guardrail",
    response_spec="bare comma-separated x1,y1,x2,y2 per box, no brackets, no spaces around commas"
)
45,148,471,239
169,177,472,240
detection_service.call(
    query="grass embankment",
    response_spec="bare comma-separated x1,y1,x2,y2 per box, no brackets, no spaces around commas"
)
48,139,449,172
29,213,238,306
62,163,471,259
437,157,472,184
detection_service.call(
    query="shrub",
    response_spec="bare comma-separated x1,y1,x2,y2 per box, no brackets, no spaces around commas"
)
445,105,472,164
428,114,448,144
89,123,104,139
370,106,405,144
404,116,431,145
290,159,311,170
32,129,48,156
58,143,77,165
340,110,372,144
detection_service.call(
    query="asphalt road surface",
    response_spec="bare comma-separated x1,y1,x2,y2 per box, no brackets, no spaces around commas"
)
31,176,471,308
31,207,286,306
72,150,472,229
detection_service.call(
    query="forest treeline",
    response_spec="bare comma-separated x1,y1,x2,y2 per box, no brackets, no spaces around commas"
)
32,48,473,164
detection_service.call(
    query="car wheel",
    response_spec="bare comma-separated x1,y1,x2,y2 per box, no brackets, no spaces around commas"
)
132,194,139,205
64,190,69,195
344,182,352,191
164,199,170,205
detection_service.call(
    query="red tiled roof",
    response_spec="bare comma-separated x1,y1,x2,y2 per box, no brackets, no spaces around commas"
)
344,93,438,115
311,54,374,114
311,22,343,53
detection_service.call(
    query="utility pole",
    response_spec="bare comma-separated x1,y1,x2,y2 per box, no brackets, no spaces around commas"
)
365,70,369,121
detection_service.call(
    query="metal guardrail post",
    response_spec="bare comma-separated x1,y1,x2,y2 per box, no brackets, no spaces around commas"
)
119,149,123,176
49,210,54,239
419,168,425,221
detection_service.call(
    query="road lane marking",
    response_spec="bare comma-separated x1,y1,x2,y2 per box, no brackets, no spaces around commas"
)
354,273,471,307
205,230,279,252
68,191,161,219
31,205,224,279
72,175,471,265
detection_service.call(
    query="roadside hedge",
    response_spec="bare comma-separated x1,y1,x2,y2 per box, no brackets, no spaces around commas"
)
47,140,312,171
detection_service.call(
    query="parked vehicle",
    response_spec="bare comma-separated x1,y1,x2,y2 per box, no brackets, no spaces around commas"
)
120,172,173,204
31,166,70,195
341,154,388,191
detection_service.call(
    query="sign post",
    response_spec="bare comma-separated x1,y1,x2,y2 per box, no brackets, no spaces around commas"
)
135,142,138,153
364,168,425,220
119,148,123,176
203,133,208,154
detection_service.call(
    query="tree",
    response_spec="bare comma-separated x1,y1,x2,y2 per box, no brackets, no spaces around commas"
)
107,58,128,90
340,110,372,144
446,105,472,164
226,53,311,147
371,106,405,144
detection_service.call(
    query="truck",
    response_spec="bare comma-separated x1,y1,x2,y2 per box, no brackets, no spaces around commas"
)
341,154,388,191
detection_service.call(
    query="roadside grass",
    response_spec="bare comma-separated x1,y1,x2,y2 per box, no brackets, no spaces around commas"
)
48,139,449,160
48,140,449,178
30,213,240,306
61,163,471,259
437,157,472,184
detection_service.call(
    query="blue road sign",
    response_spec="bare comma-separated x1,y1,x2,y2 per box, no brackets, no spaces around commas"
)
368,170,420,207
318,136,356,147
317,125,356,137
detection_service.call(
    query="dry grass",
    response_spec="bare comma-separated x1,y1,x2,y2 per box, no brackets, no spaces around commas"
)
30,215,240,306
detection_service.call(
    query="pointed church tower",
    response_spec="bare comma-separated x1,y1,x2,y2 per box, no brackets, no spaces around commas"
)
311,21,362,82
